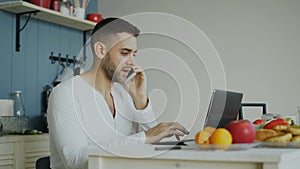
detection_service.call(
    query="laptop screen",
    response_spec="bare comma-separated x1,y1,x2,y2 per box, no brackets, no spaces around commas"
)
204,89,243,128
152,89,243,145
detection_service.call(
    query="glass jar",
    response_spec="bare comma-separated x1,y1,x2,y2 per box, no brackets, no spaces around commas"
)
11,91,26,116
261,113,273,121
60,0,73,16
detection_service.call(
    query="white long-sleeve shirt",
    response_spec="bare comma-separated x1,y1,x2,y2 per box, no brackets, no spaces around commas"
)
47,76,157,169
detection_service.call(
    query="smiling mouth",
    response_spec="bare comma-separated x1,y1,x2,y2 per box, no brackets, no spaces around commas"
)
122,69,130,73
121,69,131,78
122,66,133,74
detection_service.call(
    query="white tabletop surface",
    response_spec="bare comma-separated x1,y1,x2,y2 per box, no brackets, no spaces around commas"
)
87,143,300,163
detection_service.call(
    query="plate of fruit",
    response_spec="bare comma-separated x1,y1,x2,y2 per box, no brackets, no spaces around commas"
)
195,120,260,151
254,118,300,148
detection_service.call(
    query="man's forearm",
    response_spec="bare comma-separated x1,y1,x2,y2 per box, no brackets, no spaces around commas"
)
132,95,148,110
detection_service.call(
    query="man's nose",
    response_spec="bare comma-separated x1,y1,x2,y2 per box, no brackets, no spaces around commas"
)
126,54,136,66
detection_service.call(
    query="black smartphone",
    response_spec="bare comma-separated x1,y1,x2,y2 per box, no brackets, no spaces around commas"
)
125,69,136,84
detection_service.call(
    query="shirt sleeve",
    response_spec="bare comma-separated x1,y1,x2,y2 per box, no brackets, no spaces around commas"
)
130,98,158,132
48,84,89,169
114,83,158,132
105,132,147,146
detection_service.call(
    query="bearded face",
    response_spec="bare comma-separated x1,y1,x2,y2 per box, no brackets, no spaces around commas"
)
98,33,138,83
101,53,119,83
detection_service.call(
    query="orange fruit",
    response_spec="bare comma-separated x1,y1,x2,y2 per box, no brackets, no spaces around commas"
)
195,127,215,144
195,130,210,144
203,126,216,134
209,128,232,145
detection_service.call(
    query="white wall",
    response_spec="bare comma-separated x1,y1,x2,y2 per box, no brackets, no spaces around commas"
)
98,0,300,136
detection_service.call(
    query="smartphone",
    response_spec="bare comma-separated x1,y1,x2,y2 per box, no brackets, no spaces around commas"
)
125,69,136,84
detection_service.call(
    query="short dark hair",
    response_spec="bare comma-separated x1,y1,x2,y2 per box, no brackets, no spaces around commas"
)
91,17,140,55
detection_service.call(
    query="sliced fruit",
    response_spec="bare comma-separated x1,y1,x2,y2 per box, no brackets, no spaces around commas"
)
195,127,215,144
255,129,278,142
253,119,265,125
265,133,292,143
273,125,289,131
264,118,289,129
287,126,300,135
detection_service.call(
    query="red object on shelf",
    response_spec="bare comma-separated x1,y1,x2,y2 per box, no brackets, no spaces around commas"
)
29,0,51,9
51,0,60,12
87,14,103,23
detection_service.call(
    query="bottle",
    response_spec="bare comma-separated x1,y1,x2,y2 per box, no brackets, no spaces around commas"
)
296,106,300,125
0,118,3,136
51,0,61,12
12,91,26,116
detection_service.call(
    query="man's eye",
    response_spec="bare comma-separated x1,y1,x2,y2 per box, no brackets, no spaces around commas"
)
121,52,128,56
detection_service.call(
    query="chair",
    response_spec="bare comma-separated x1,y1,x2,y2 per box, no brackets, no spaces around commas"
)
36,156,50,169
239,103,267,120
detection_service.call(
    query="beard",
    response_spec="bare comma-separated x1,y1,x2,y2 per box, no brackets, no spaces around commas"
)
101,53,123,83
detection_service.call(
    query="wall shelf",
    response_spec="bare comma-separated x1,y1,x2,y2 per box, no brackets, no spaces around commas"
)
0,1,96,31
0,1,96,51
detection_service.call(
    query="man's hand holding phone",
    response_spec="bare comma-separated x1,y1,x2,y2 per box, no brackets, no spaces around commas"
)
124,66,148,110
123,67,190,144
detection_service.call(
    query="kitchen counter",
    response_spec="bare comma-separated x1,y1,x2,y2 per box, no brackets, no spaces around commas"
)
0,134,49,143
0,134,49,169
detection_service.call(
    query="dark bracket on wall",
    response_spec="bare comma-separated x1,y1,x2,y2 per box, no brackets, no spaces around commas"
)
16,10,39,52
15,11,92,52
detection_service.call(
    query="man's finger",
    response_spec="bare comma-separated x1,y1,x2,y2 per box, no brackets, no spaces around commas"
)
132,66,143,73
165,129,185,138
169,122,190,134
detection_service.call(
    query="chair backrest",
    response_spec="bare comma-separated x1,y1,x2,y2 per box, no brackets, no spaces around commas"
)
36,156,50,169
239,103,267,120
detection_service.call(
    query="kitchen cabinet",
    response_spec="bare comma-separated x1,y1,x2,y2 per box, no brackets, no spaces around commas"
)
0,134,49,169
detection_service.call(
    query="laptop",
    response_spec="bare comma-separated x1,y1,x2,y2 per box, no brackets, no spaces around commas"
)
204,89,243,128
152,89,243,145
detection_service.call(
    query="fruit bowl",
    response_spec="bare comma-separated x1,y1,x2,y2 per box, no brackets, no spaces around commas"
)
196,143,260,151
260,142,300,148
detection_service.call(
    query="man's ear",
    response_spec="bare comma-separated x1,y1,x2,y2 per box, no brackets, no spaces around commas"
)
94,42,106,59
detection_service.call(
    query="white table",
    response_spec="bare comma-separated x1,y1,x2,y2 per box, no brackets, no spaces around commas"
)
87,144,300,169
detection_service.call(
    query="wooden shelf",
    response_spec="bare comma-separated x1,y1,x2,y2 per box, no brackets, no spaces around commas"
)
0,1,96,31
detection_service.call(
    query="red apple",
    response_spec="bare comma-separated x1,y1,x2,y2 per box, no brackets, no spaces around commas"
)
225,120,256,144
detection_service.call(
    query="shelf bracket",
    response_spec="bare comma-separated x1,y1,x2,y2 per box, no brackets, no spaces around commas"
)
15,10,39,52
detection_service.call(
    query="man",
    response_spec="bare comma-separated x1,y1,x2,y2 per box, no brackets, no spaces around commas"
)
48,18,189,169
